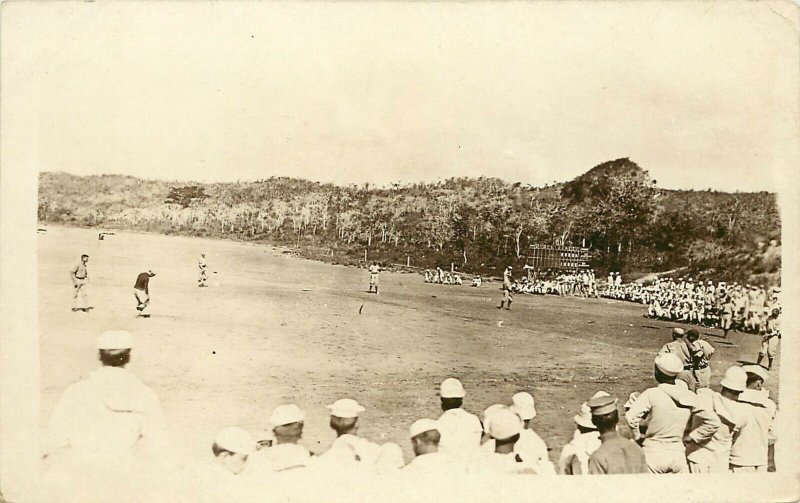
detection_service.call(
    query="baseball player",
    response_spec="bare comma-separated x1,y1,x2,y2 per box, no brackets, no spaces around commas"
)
70,254,90,312
756,308,780,370
368,261,380,294
198,253,208,287
498,266,513,310
134,270,156,318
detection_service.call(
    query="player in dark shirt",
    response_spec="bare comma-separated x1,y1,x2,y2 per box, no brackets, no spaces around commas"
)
134,270,156,318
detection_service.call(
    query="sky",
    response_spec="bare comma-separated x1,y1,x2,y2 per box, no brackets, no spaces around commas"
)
4,1,799,192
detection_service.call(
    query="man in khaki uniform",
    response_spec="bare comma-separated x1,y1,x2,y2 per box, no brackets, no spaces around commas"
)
588,395,647,474
625,353,720,473
70,254,90,312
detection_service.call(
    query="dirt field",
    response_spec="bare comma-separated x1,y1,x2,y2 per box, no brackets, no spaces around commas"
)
38,225,777,465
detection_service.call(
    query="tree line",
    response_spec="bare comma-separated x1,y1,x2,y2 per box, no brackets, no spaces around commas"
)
38,158,780,284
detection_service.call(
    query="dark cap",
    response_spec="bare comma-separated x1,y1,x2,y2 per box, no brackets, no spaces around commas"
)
588,395,618,416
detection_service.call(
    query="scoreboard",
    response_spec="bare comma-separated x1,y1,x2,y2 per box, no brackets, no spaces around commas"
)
527,244,592,271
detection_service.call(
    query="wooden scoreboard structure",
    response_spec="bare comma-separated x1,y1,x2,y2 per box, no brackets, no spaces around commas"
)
527,244,592,275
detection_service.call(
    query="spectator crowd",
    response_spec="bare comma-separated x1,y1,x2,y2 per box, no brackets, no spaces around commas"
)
40,326,782,502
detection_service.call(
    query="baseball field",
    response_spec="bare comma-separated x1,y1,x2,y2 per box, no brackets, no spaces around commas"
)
38,225,777,465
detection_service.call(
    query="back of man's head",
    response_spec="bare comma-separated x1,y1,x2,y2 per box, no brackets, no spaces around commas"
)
411,429,441,456
99,349,131,367
273,421,304,444
330,416,358,436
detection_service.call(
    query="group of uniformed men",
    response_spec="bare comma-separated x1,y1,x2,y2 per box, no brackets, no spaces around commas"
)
509,269,599,298
423,267,463,286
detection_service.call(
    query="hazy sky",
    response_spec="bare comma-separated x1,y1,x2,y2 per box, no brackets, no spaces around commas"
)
5,1,799,191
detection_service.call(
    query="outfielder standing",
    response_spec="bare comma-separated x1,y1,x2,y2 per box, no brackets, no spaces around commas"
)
70,254,90,312
498,266,513,310
198,253,208,288
368,261,380,295
134,270,156,318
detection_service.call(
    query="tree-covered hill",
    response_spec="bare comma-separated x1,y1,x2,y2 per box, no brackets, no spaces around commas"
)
38,159,781,285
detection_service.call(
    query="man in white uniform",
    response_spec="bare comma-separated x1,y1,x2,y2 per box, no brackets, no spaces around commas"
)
729,366,777,472
436,378,483,462
247,404,311,473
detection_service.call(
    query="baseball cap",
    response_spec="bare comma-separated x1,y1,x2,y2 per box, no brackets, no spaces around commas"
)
327,398,366,419
655,353,684,377
510,392,536,421
720,366,747,392
269,404,305,427
214,426,256,456
487,408,522,441
96,330,134,350
439,378,465,398
588,395,618,416
409,418,439,438
742,365,769,382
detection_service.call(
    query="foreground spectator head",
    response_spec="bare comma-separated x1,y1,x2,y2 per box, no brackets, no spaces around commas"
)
96,330,134,367
409,419,440,456
720,366,747,398
376,442,405,471
213,426,256,474
686,329,700,343
654,353,683,383
671,327,685,340
439,378,465,410
510,392,536,422
743,365,769,390
588,395,619,433
327,398,365,436
270,404,305,443
487,408,522,445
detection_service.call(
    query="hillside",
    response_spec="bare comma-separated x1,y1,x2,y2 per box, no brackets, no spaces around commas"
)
38,159,781,285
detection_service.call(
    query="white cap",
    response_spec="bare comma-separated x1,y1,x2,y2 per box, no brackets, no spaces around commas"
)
439,378,465,398
214,426,256,455
509,392,536,420
269,404,305,427
327,398,366,419
655,353,684,377
487,408,522,441
409,418,439,438
482,404,506,431
672,327,685,336
96,330,134,350
742,365,769,382
573,402,594,429
720,366,748,392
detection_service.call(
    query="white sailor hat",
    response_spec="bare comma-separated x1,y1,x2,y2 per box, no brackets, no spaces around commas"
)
742,365,769,382
439,378,466,398
655,353,684,377
509,392,537,421
327,398,366,419
269,404,305,427
720,366,747,392
214,426,256,455
487,408,522,441
409,418,439,438
96,330,134,350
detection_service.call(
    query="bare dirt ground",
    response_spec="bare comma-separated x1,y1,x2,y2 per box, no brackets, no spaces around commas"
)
38,226,777,465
